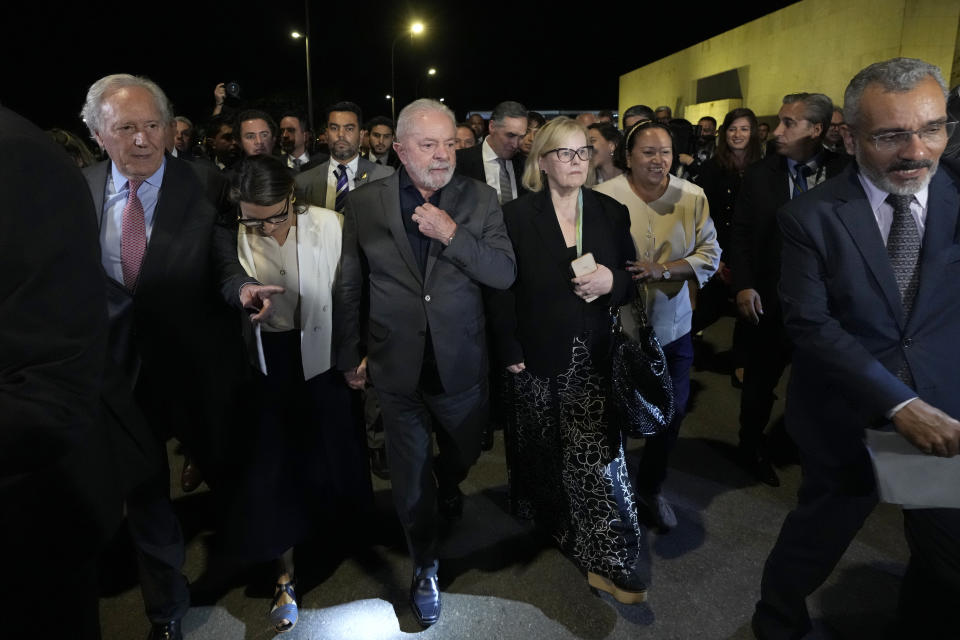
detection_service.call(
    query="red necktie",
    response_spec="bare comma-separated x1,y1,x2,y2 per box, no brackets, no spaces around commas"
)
121,179,146,290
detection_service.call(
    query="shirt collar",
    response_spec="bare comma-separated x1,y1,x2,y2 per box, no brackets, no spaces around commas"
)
330,155,359,174
482,137,500,163
785,150,823,174
858,171,929,212
110,156,165,193
398,166,442,202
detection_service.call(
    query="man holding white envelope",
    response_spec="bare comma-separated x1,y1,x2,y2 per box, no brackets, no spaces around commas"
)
753,57,960,640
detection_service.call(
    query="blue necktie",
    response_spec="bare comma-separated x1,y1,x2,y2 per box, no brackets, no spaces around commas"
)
335,163,349,211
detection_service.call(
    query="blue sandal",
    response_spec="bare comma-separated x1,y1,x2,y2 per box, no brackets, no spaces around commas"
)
269,581,298,633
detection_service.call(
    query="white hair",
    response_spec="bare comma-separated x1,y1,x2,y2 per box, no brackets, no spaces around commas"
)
395,99,456,141
80,74,172,140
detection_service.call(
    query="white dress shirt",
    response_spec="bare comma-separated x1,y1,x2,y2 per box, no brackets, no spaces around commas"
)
481,138,517,201
858,172,930,417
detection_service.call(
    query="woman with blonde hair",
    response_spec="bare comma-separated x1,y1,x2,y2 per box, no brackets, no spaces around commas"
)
490,116,646,603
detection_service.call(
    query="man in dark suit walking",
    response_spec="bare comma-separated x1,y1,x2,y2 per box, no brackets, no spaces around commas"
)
80,73,280,640
455,100,529,205
730,92,846,486
295,101,393,212
334,98,515,627
752,57,960,639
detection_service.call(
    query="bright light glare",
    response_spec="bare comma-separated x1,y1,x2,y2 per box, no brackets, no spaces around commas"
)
291,31,302,39
410,22,424,35
427,68,436,76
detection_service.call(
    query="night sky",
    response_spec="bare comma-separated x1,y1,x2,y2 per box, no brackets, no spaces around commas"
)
4,1,797,135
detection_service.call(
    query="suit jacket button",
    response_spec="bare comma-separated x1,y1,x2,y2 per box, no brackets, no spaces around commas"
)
903,337,913,348
424,294,431,302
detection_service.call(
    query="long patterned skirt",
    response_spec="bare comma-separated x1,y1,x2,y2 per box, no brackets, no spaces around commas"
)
506,336,642,579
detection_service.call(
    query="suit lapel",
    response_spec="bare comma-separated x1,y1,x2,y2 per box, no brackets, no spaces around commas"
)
834,168,905,324
424,177,466,283
378,177,423,285
137,157,191,294
907,169,960,329
85,161,110,229
530,190,576,281
355,157,375,188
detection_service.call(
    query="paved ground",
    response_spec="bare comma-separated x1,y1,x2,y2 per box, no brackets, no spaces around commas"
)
98,318,908,639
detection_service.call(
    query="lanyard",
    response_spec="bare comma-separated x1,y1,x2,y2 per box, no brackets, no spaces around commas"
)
575,188,584,257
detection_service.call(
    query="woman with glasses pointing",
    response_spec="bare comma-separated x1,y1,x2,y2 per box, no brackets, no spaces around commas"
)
225,155,371,634
489,116,647,603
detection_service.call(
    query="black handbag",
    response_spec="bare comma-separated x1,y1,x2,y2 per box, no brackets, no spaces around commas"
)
609,300,675,437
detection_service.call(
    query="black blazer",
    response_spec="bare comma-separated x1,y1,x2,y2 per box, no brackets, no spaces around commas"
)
83,155,254,467
489,188,636,378
455,143,529,199
729,150,847,319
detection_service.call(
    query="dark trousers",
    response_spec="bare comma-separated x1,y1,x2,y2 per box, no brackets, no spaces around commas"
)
739,315,792,452
898,507,960,636
636,332,694,495
754,449,877,639
378,379,488,573
126,442,190,624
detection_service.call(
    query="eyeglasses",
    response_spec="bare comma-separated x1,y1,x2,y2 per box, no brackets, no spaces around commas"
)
867,121,957,151
237,197,291,229
544,146,594,162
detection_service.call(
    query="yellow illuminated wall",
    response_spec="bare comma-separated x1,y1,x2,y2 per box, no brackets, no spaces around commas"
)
619,0,960,123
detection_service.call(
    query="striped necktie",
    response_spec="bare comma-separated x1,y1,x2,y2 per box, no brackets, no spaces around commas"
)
497,157,514,204
335,163,349,211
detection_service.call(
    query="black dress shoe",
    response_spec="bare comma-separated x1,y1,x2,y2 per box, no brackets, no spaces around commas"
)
147,620,182,640
738,447,780,487
437,485,463,521
410,574,441,627
369,446,390,480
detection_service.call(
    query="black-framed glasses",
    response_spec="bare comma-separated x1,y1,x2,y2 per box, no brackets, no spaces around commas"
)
866,121,957,151
544,145,594,162
237,197,291,229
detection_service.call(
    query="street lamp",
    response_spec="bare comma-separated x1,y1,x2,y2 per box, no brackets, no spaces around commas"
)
416,67,438,98
290,5,314,132
390,21,425,122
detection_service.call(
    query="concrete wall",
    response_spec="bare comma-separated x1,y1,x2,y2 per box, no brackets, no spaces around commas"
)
618,0,960,123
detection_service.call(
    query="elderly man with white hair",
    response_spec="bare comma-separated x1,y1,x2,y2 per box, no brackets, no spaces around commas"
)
334,98,515,627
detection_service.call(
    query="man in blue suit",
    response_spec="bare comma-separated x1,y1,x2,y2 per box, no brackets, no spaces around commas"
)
753,57,960,639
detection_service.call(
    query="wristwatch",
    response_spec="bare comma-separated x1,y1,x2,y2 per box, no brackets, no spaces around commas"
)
661,266,671,281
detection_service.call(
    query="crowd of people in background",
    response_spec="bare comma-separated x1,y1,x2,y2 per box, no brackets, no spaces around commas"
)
7,56,960,640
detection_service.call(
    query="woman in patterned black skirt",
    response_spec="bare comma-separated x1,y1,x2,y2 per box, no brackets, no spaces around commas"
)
488,117,646,603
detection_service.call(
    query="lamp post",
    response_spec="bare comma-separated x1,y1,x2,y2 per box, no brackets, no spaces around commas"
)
290,26,314,132
390,21,425,122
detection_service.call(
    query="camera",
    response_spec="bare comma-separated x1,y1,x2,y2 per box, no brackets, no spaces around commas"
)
225,81,241,99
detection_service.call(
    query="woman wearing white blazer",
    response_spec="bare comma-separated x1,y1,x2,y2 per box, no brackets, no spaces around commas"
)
228,155,370,634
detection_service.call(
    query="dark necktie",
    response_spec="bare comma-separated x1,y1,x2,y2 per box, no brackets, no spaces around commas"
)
121,178,146,290
497,157,514,204
335,164,349,211
886,193,921,316
886,193,920,385
792,165,811,198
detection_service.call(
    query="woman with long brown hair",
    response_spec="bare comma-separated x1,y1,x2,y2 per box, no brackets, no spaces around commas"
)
691,108,762,390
